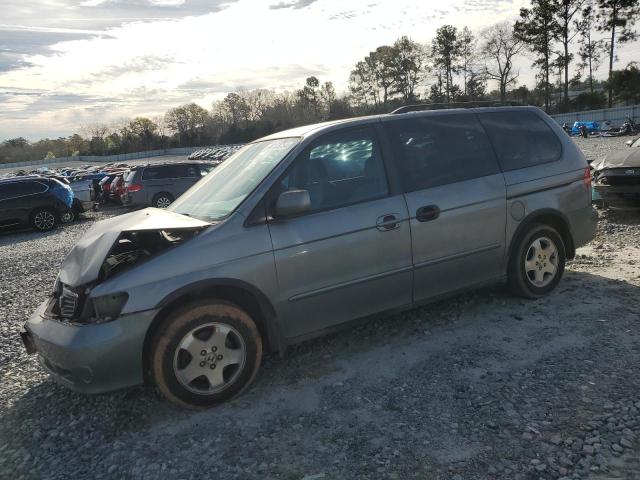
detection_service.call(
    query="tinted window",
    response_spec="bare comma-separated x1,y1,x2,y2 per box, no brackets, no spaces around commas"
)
280,128,388,212
386,114,499,191
143,164,191,180
478,111,562,171
199,164,214,176
0,181,47,200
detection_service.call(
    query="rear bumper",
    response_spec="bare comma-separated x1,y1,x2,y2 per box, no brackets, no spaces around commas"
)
23,299,157,394
593,184,640,206
593,184,640,195
567,205,598,250
121,191,145,207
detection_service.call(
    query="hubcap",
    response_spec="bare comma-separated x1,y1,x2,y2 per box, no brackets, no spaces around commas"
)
156,196,171,208
34,211,55,230
524,236,558,288
173,322,246,395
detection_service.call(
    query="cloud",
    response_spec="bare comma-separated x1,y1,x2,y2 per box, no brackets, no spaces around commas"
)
0,27,110,72
0,0,236,76
269,0,318,9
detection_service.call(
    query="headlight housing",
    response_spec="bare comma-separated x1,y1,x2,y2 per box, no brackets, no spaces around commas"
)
91,292,129,322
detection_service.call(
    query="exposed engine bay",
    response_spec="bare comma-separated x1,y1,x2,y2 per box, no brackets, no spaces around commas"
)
99,228,201,282
52,208,212,321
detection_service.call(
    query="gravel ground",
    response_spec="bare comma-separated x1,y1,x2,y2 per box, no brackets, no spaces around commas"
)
1,137,639,480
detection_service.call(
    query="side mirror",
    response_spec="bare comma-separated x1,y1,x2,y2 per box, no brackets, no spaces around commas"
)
626,140,633,147
273,189,310,219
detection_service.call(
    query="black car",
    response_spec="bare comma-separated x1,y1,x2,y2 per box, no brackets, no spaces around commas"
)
0,177,75,232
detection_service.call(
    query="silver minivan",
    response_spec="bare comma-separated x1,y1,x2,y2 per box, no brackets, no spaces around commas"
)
21,106,597,408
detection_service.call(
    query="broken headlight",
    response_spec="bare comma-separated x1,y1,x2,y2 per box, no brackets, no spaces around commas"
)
91,292,129,322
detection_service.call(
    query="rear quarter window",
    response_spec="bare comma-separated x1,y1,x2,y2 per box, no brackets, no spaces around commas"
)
478,110,562,171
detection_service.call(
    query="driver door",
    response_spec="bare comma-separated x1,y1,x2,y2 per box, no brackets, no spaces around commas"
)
267,126,413,340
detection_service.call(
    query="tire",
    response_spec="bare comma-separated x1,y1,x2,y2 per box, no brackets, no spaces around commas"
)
60,209,75,224
152,192,174,209
508,224,566,299
30,208,58,232
151,300,262,409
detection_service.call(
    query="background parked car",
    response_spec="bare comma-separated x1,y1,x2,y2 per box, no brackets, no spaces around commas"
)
122,162,213,208
0,176,74,232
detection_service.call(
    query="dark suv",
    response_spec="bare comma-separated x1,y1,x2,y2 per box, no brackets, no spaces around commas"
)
122,162,213,208
0,176,74,232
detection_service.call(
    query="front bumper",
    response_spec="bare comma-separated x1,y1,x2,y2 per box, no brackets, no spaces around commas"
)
23,299,157,394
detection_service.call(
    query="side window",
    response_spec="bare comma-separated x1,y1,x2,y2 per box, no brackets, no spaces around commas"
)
385,114,500,192
186,166,199,178
280,128,388,212
142,167,160,180
21,181,48,194
0,184,9,201
170,165,189,178
199,164,213,176
478,111,562,171
0,181,46,200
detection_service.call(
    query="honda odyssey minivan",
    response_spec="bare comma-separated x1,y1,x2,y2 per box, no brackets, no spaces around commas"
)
21,105,597,408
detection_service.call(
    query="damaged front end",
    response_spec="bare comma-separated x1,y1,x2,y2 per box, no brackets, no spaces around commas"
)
51,208,210,324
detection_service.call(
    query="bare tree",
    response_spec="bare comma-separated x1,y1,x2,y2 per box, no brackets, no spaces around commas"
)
431,26,462,103
577,1,607,93
596,0,640,107
556,0,587,103
458,27,477,97
481,22,525,101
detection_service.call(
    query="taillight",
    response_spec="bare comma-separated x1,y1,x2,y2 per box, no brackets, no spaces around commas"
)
583,167,592,187
127,184,142,193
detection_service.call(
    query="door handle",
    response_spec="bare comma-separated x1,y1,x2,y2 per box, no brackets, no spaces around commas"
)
416,205,440,222
376,213,400,231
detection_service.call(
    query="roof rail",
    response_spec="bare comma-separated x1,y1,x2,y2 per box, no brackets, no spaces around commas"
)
390,101,524,114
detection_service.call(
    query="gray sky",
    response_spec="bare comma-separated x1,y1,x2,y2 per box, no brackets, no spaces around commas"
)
0,0,638,140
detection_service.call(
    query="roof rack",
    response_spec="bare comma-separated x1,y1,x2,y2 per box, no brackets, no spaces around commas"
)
390,101,524,114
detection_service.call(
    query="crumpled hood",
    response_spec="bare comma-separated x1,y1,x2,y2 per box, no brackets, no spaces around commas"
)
592,148,640,171
59,208,210,288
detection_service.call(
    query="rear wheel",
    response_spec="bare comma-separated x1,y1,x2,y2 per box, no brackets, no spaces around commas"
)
152,192,173,208
508,224,566,298
151,301,262,409
30,208,57,232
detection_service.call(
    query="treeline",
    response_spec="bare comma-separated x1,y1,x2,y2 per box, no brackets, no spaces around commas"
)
2,0,639,164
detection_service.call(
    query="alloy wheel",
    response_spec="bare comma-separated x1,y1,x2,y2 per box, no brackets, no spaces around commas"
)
173,323,246,395
34,211,56,231
524,236,558,287
156,196,172,208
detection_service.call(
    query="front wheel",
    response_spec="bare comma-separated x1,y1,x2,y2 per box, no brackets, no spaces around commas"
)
30,208,57,232
508,224,566,298
151,301,262,409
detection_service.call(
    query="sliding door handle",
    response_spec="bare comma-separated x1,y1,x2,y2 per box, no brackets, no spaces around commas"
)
416,205,440,222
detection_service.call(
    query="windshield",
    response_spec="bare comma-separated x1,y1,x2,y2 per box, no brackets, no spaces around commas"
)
168,137,299,221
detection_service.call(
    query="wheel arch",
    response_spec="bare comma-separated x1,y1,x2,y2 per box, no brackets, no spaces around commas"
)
152,191,175,207
508,209,575,261
141,278,282,383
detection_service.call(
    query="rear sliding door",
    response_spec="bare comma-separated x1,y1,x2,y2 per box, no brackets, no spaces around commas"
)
381,112,507,302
